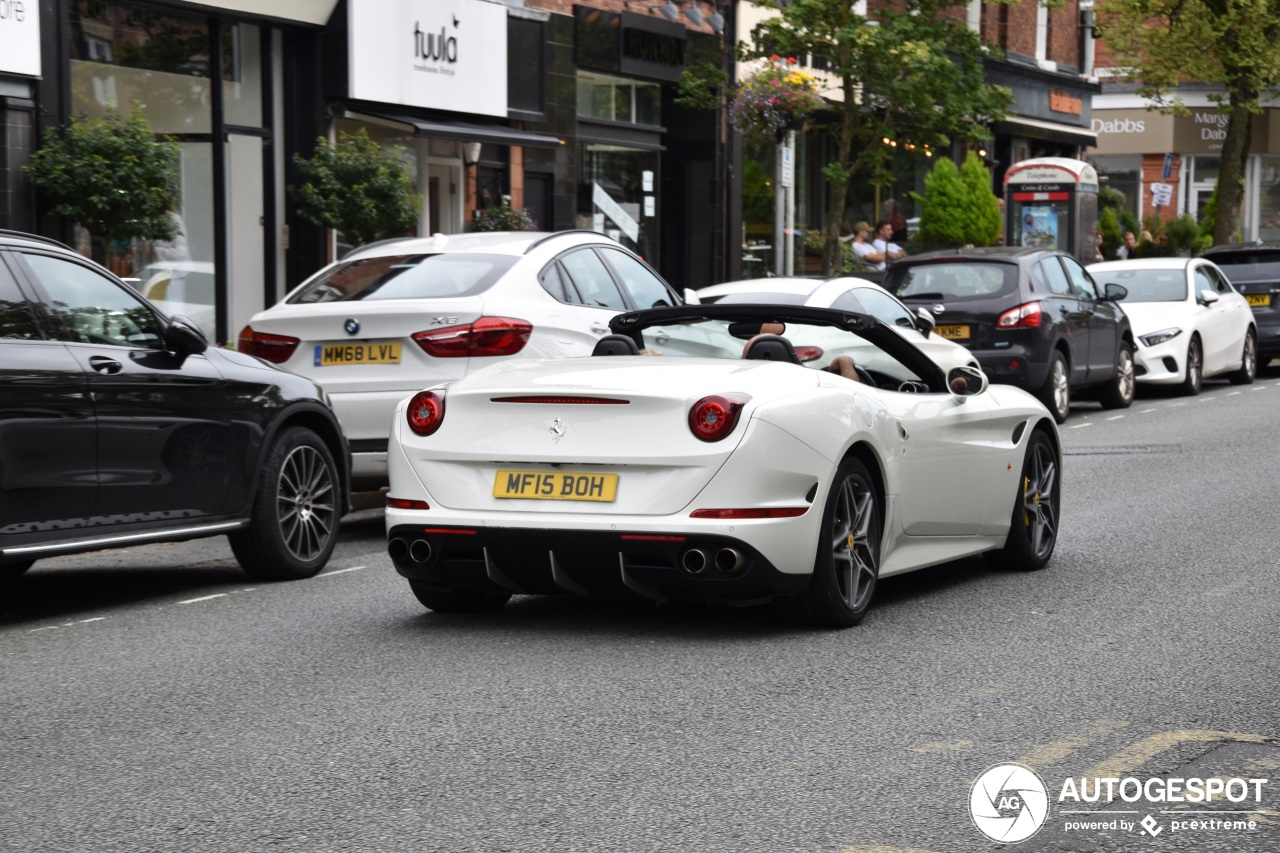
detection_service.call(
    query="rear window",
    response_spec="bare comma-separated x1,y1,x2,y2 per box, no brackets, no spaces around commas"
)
882,262,1018,302
1206,252,1280,283
714,292,808,305
1092,268,1187,302
288,253,518,304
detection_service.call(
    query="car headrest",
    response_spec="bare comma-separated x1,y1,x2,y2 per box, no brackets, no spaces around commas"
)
592,334,640,356
741,334,801,365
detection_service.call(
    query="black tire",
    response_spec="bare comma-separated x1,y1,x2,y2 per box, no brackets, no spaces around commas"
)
1180,336,1203,396
229,426,340,580
1037,351,1070,423
1228,329,1258,385
408,579,511,613
0,559,35,580
1099,342,1136,409
985,430,1060,571
787,458,882,628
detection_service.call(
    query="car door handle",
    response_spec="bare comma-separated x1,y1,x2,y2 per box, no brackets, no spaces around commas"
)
897,421,910,440
590,323,611,335
88,355,123,375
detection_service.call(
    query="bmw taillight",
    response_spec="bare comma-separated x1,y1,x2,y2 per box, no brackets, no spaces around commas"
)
412,317,532,358
237,326,301,363
406,390,446,436
997,302,1043,328
688,393,751,442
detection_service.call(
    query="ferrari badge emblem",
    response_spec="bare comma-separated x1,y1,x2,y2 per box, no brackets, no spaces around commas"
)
548,418,567,442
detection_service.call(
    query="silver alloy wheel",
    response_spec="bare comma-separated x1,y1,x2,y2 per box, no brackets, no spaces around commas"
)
1049,357,1069,418
276,444,337,562
1244,333,1257,378
1021,438,1058,561
1116,347,1135,404
830,472,878,612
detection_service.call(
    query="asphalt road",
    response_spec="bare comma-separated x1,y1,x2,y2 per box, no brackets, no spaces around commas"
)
4,370,1280,853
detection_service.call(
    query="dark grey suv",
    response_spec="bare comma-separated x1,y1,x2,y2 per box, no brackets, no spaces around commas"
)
881,247,1135,422
1200,242,1280,366
0,230,351,581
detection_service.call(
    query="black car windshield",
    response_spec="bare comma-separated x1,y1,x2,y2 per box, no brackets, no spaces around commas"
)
288,253,519,304
882,261,1018,301
1091,268,1187,302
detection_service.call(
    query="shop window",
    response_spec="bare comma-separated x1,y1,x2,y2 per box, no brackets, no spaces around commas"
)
1257,155,1280,241
577,73,661,127
508,16,545,116
1089,155,1141,222
223,24,263,128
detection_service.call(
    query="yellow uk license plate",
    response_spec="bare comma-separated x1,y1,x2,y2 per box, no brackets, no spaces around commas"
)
493,470,619,502
314,342,402,366
935,324,971,341
1246,293,1271,307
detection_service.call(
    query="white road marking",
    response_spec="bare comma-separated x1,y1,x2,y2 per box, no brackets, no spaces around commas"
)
1106,415,1125,421
318,565,366,577
1070,422,1094,429
178,593,227,605
29,626,61,632
1253,386,1268,391
77,617,105,623
1140,408,1157,413
1228,391,1242,396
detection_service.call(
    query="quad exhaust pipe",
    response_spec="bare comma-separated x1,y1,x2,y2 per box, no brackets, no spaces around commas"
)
681,547,709,574
715,547,745,573
388,537,433,564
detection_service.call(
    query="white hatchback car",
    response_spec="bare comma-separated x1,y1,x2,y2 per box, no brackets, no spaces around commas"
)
1088,257,1257,394
239,231,688,488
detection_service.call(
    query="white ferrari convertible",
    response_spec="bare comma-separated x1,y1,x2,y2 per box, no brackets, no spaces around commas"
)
386,305,1062,627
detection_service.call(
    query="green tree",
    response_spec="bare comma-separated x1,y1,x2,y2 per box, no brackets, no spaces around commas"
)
914,157,967,244
24,106,181,256
1098,207,1122,260
750,0,1014,273
1098,0,1280,244
960,152,1001,246
290,128,421,248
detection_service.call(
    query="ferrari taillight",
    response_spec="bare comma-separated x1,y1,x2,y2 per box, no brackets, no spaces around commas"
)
997,302,1043,328
688,393,750,442
793,345,824,363
412,317,532,358
406,389,446,436
237,326,301,363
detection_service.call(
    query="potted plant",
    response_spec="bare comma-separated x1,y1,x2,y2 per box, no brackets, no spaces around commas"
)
729,56,824,146
473,197,534,232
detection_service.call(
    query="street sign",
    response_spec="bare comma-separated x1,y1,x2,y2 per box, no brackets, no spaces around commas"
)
1162,153,1174,181
1151,182,1173,207
780,146,794,189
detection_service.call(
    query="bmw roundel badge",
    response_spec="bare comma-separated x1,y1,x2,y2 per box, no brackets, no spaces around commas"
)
344,318,360,336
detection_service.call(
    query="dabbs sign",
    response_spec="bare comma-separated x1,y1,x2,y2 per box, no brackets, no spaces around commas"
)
0,0,41,78
349,0,508,118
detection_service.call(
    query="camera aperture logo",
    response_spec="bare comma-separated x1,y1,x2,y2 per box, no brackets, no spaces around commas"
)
969,763,1050,843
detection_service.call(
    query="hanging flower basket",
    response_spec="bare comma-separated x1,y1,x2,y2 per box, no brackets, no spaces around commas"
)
730,57,825,146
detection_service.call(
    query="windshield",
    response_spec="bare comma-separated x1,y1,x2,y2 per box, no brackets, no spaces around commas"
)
1092,268,1186,302
289,253,518,304
882,261,1018,302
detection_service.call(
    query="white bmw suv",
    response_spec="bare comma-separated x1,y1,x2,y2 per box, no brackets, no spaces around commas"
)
239,231,687,489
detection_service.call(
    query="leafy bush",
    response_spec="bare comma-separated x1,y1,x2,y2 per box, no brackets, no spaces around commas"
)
290,128,421,247
1098,207,1121,260
473,200,534,232
24,106,181,247
914,153,1000,246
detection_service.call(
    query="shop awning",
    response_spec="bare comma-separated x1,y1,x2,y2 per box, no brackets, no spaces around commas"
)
179,0,339,26
342,108,564,150
993,116,1098,149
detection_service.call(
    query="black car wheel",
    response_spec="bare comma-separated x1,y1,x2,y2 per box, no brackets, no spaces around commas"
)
1180,336,1204,396
985,430,1059,571
409,580,511,613
229,426,340,580
0,559,35,580
1099,342,1136,409
1037,351,1070,423
788,458,881,628
1228,329,1258,385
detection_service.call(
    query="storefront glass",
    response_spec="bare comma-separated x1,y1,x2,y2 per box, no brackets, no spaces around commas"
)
68,1,217,339
1089,154,1142,223
1256,155,1280,241
577,144,659,263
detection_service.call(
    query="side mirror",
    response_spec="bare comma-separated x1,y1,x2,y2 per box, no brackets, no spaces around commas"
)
1199,289,1220,305
915,307,936,337
1104,282,1128,302
683,287,701,305
948,364,988,397
165,315,208,355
